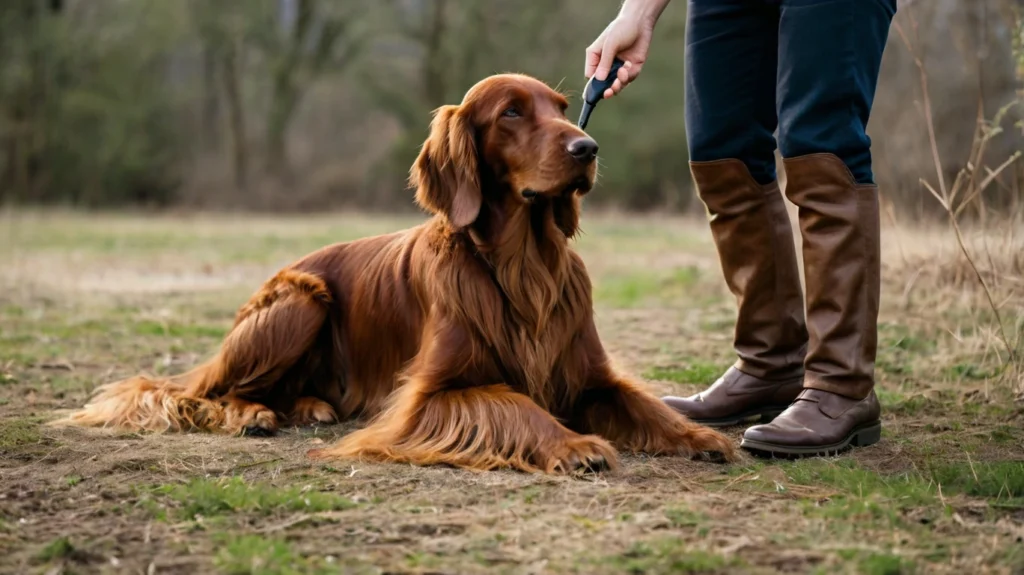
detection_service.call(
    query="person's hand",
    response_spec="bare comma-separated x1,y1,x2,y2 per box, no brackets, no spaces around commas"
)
584,1,668,99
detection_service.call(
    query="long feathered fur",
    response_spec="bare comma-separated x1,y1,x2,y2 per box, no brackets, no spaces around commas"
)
53,269,332,434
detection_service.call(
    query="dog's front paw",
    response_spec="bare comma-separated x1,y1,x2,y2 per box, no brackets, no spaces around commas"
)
287,397,338,426
223,403,279,437
683,427,738,463
544,434,619,474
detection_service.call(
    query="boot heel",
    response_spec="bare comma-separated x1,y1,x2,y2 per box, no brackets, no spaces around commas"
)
851,422,882,447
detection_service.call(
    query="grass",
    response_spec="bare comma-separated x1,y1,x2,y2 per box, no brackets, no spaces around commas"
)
1,211,1021,574
928,461,1024,503
156,477,357,519
664,507,708,529
594,266,705,308
131,320,228,339
878,323,937,355
213,534,344,575
0,417,42,450
944,362,1005,381
1002,544,1024,572
834,550,916,575
876,389,934,417
595,540,739,575
729,457,1024,526
781,459,935,502
36,537,75,562
717,459,940,525
404,551,446,570
644,362,730,386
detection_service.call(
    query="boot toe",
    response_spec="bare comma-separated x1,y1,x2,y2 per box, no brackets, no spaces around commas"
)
661,394,727,423
740,422,805,445
740,423,771,444
660,394,702,416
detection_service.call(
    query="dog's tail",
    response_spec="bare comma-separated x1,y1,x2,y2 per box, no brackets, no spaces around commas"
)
50,268,333,433
50,366,225,432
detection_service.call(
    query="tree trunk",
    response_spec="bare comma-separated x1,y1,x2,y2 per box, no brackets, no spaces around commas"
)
201,45,221,152
221,38,248,192
12,123,30,201
265,71,299,177
264,0,313,177
423,0,448,107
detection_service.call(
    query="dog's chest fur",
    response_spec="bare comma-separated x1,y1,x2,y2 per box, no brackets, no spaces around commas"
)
475,244,592,411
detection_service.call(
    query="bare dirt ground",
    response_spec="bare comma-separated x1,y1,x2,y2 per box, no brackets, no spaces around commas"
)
1,210,1022,575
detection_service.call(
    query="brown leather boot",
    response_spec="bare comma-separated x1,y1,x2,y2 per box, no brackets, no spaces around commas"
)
662,159,807,427
742,153,883,456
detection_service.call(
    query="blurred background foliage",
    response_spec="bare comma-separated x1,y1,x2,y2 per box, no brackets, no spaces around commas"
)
0,0,1021,215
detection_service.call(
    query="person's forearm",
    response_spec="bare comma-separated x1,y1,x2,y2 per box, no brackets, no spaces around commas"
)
619,0,672,24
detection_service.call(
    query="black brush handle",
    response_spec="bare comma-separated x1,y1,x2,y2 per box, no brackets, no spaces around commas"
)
584,57,625,105
578,57,625,130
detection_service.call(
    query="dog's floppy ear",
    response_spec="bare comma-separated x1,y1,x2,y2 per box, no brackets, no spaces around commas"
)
411,105,481,229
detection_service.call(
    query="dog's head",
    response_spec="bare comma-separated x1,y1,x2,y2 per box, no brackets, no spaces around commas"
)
410,74,598,229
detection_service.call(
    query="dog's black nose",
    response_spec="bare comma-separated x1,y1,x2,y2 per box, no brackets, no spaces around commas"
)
567,137,599,163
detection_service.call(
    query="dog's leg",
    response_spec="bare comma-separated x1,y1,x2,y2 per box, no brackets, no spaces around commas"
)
189,269,331,399
56,269,330,434
285,397,338,427
310,381,616,473
185,269,332,434
217,396,280,436
567,322,738,462
570,371,738,461
308,316,617,473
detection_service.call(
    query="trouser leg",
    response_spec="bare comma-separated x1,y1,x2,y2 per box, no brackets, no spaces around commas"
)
664,0,807,426
741,0,897,456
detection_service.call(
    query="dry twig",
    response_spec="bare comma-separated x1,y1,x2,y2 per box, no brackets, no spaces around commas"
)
894,13,1020,366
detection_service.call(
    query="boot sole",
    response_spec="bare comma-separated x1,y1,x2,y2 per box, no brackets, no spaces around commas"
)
739,420,882,458
689,406,790,428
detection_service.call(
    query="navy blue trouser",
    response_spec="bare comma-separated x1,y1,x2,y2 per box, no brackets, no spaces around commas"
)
684,0,897,185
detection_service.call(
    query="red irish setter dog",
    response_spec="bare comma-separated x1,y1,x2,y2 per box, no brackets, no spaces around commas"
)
57,74,736,473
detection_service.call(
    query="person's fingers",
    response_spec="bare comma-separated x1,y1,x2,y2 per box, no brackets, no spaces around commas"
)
584,38,603,78
602,62,633,99
617,61,632,85
629,64,643,82
594,38,619,81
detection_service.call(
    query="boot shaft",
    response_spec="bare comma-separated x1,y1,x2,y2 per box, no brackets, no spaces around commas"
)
691,159,807,380
782,153,881,400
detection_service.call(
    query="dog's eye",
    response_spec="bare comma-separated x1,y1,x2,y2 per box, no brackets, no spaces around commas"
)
501,107,521,118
